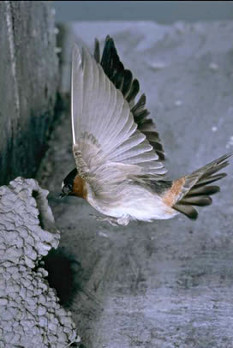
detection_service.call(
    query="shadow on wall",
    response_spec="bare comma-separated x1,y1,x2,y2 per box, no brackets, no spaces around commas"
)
42,247,83,308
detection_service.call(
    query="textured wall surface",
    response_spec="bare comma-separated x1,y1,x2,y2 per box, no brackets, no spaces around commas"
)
0,177,80,347
0,1,58,186
38,21,233,347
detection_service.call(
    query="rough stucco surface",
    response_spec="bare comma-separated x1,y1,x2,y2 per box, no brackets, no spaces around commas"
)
38,22,233,347
0,177,80,347
0,1,58,185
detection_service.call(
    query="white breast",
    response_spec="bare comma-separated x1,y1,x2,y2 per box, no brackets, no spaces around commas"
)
86,184,178,222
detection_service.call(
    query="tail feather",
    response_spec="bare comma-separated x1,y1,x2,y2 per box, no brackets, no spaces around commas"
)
188,185,220,196
180,195,212,206
194,173,227,187
172,203,198,220
173,153,232,219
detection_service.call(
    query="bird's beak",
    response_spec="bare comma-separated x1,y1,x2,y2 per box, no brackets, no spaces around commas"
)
59,192,66,199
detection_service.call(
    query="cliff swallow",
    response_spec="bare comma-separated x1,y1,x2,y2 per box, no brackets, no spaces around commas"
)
61,36,232,226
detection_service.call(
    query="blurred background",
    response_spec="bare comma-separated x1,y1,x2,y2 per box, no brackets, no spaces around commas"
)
54,1,233,22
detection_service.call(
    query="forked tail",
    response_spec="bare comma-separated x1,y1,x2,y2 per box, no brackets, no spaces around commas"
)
171,153,232,219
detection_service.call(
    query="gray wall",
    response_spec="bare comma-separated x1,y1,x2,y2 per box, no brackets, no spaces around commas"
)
0,1,58,185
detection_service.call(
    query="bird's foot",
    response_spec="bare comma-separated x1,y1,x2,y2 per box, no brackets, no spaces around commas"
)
90,214,119,226
90,214,130,226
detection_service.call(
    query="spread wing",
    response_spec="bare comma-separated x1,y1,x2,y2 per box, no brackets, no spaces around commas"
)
71,44,167,199
94,36,165,161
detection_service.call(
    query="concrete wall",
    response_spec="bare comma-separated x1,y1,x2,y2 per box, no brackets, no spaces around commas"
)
0,1,58,185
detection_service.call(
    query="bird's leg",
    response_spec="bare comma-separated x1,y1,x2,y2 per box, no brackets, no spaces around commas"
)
90,214,119,226
90,214,130,226
116,215,130,226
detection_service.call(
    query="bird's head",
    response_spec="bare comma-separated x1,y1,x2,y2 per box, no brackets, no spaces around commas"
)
60,168,87,199
60,168,78,198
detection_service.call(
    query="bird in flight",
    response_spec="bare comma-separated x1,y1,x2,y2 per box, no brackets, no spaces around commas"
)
60,36,232,226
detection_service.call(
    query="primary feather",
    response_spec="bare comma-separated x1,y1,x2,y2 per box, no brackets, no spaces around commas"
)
95,36,165,161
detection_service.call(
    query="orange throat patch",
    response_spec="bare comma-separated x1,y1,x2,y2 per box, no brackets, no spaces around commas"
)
162,177,186,207
72,175,87,199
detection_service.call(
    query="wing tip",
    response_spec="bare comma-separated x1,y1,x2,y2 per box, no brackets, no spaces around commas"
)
94,38,100,62
72,43,94,69
72,43,81,58
72,43,83,71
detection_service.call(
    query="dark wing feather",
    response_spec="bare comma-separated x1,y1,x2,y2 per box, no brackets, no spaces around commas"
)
94,36,165,161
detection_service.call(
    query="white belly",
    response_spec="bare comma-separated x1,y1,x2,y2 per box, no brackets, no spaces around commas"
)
87,184,178,222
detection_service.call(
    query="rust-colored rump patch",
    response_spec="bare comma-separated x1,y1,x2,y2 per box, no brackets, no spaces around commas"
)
162,177,186,207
